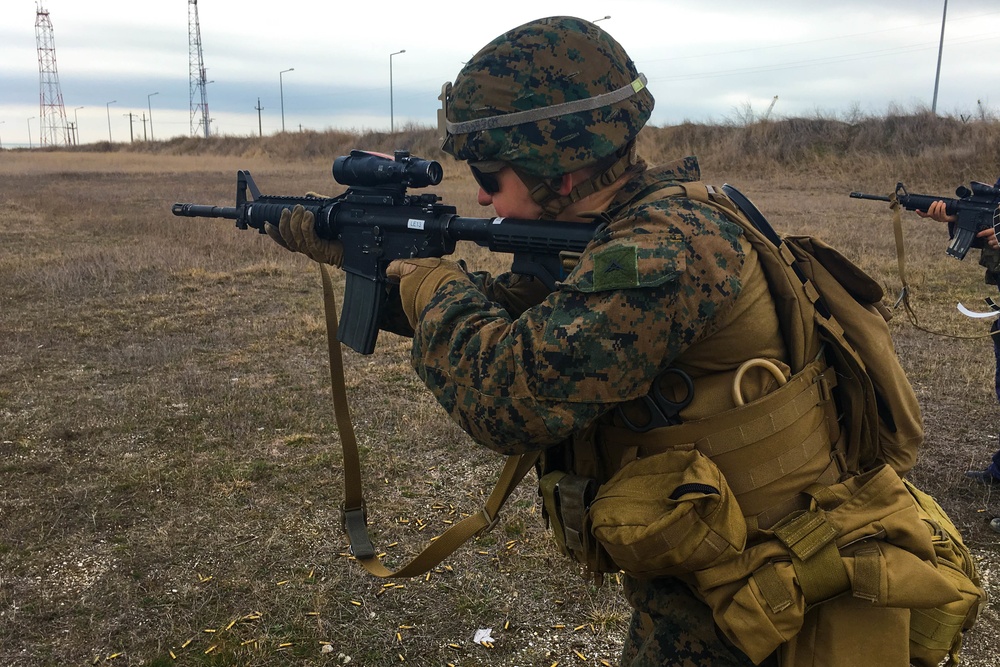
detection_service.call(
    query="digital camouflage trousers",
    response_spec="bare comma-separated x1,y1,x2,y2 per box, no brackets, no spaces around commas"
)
620,575,777,667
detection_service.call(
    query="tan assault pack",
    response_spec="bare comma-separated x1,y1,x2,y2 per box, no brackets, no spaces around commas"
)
556,181,985,667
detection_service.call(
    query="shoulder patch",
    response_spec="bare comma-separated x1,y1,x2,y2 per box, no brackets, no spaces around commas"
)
593,244,639,290
562,233,687,293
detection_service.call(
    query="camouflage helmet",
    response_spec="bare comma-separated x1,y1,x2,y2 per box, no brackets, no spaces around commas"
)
439,16,654,179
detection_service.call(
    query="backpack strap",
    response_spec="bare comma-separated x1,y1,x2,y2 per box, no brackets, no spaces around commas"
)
319,264,538,578
646,179,822,373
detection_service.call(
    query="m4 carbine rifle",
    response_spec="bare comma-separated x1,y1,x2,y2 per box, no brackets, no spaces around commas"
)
850,181,1000,261
172,150,603,354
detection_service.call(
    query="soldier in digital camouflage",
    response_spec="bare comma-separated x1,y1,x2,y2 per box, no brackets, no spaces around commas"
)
268,15,809,667
386,17,785,666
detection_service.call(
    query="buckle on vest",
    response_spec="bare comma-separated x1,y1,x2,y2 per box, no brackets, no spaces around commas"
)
773,509,850,604
814,370,833,403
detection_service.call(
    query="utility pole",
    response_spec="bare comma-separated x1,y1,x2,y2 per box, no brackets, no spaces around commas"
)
141,113,148,141
124,112,138,142
255,98,264,137
147,92,159,141
931,0,948,115
73,106,83,145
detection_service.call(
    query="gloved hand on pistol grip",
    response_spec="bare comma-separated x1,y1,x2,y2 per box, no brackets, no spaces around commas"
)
265,204,344,267
385,257,470,327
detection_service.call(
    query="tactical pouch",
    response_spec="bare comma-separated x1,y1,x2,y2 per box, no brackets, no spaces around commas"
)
538,470,618,575
690,465,968,666
600,355,843,533
589,448,746,578
904,479,987,667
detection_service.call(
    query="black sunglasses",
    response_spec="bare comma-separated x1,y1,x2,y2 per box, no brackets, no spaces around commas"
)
469,163,504,195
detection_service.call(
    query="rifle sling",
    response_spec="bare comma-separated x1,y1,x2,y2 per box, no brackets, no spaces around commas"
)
319,264,538,578
887,197,988,340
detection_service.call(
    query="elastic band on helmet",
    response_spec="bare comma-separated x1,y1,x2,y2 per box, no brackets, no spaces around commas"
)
443,74,647,136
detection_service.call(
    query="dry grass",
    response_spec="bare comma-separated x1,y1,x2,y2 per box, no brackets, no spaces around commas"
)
1,116,999,666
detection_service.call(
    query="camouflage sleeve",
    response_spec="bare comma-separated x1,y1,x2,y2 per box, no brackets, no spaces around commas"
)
410,198,747,455
468,271,552,317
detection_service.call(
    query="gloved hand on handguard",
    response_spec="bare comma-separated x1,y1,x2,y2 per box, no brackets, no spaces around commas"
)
265,203,344,267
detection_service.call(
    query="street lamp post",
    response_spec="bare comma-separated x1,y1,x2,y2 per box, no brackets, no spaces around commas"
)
593,15,611,23
279,68,294,132
106,100,116,143
389,49,405,133
931,0,948,115
147,92,159,141
73,106,83,145
27,116,35,148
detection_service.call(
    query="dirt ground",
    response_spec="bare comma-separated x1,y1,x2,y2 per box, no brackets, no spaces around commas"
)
0,147,997,666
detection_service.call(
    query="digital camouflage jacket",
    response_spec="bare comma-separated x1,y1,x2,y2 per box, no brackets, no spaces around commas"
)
408,156,786,455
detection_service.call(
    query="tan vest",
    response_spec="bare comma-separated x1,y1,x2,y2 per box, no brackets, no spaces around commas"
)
541,181,983,667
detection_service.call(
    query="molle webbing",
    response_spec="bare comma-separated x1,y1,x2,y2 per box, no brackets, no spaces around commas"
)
592,180,851,529
600,356,841,526
643,180,923,476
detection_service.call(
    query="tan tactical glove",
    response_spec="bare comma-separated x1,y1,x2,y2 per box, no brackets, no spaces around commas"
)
385,258,469,327
265,204,344,267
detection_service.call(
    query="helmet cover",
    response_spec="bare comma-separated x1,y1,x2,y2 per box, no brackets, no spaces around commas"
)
439,16,654,178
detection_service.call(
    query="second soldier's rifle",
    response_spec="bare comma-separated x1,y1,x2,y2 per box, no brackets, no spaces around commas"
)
850,181,1000,261
172,150,603,354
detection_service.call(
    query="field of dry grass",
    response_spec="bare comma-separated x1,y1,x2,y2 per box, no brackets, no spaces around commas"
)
1,116,999,666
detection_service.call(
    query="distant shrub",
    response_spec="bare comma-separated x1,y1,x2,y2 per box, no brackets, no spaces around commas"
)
62,110,1000,186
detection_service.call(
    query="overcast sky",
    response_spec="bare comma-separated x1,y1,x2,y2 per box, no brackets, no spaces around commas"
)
2,0,998,147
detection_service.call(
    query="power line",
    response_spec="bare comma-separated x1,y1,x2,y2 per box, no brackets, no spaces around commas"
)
639,10,1000,65
647,34,995,83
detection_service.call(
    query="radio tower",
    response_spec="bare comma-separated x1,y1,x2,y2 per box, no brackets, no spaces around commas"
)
35,3,70,146
188,0,211,137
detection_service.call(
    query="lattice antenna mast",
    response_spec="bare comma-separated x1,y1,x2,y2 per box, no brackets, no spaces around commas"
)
35,3,70,146
188,0,211,137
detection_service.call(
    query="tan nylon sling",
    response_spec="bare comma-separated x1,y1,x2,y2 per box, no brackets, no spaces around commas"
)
885,195,995,341
319,264,539,578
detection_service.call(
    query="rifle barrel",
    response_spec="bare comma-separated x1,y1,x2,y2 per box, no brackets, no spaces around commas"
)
849,192,891,202
172,203,240,219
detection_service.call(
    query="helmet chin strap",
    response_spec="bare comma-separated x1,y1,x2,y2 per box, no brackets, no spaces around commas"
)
516,143,639,219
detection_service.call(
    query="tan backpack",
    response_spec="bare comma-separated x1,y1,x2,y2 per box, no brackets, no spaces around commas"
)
582,181,985,667
694,181,924,476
